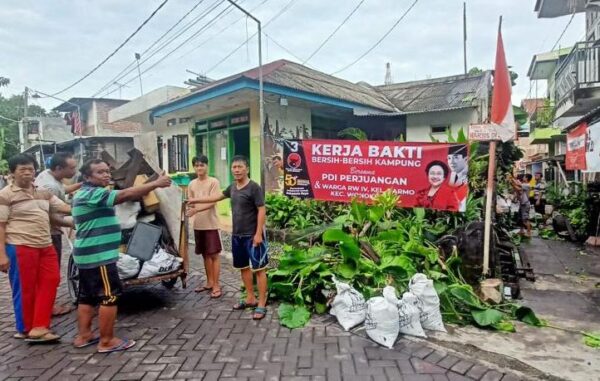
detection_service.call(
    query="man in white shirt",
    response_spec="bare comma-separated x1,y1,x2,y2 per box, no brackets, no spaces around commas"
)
34,152,81,315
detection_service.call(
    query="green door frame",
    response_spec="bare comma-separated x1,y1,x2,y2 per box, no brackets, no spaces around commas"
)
192,110,250,184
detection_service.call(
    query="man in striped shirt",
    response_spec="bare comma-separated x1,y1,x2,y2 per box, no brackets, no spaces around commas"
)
72,159,171,353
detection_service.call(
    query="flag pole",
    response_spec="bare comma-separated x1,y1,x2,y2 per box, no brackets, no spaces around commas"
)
482,15,503,276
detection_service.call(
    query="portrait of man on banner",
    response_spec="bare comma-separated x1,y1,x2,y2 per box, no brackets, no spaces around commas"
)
447,145,469,211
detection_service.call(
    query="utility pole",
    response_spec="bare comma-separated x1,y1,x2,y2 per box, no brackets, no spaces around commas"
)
135,53,144,96
19,87,28,153
463,2,468,74
227,0,264,189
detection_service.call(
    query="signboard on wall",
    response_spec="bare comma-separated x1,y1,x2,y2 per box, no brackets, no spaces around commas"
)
585,121,600,173
282,139,469,212
468,123,499,141
566,122,587,170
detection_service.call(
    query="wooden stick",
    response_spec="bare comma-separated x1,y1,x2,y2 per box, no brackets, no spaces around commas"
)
482,140,497,275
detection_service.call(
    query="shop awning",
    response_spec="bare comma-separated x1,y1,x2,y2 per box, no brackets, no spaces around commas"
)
530,127,562,144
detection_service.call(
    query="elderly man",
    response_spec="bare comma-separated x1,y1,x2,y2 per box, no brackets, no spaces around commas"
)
72,159,171,353
35,152,82,316
0,154,71,343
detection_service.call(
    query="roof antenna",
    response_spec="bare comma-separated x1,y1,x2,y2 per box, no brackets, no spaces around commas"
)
385,62,393,85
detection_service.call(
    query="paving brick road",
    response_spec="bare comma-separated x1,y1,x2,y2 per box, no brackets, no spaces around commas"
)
0,252,520,381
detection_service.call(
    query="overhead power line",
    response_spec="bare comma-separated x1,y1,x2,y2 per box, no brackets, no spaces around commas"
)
103,1,235,96
205,0,300,74
96,0,227,97
0,114,20,123
551,13,576,51
50,0,170,97
302,0,366,65
94,0,224,97
175,0,271,61
331,0,419,75
265,33,307,64
93,0,208,97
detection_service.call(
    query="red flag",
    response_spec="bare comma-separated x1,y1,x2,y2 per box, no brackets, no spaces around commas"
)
490,19,515,142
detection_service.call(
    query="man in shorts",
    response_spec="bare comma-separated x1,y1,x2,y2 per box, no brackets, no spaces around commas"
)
0,154,71,343
509,174,531,238
34,151,82,316
72,159,171,352
187,155,223,298
188,155,268,320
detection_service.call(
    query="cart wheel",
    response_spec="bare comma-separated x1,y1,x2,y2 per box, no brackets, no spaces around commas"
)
162,278,177,289
67,254,79,305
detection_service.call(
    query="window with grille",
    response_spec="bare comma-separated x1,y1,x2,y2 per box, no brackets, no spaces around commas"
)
167,135,189,173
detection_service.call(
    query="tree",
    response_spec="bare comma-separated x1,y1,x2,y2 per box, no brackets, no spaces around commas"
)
469,66,518,86
0,93,49,160
0,77,9,87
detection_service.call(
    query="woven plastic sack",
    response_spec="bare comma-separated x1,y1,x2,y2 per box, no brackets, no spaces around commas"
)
409,273,446,332
398,292,427,338
138,249,181,278
116,253,140,280
365,286,400,349
329,277,366,331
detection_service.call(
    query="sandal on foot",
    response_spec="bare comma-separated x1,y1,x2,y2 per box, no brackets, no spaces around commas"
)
253,307,267,320
195,286,212,293
25,332,61,344
210,289,222,299
97,339,136,353
233,301,258,310
74,336,100,348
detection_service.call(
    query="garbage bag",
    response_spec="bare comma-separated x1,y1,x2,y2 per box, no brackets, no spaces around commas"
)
365,286,400,349
409,273,446,332
138,249,182,278
329,277,366,331
115,202,141,229
398,292,427,338
116,253,140,280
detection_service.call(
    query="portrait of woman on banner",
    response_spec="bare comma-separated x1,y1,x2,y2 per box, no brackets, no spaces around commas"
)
415,160,459,212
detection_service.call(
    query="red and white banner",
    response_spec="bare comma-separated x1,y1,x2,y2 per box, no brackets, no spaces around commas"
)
283,139,469,212
566,122,587,170
490,24,516,142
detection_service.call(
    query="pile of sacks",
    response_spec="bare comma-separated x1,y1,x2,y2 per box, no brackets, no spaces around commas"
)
117,248,183,280
329,273,445,349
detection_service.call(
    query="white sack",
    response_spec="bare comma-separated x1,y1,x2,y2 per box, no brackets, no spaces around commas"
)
116,253,140,280
365,286,400,349
329,277,366,331
398,292,427,338
115,202,141,229
138,249,182,278
409,273,446,332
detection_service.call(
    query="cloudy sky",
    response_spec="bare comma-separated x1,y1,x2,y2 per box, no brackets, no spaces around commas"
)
0,0,586,110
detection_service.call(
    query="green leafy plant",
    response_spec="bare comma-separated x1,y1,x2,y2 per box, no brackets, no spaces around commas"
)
268,192,540,330
278,304,311,329
337,127,368,141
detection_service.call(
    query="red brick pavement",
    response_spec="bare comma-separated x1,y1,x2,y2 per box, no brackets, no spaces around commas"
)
0,254,521,381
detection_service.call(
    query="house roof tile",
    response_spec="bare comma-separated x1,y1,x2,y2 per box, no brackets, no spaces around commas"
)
373,71,491,113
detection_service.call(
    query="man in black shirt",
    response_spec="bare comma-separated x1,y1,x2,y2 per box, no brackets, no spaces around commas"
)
187,155,268,320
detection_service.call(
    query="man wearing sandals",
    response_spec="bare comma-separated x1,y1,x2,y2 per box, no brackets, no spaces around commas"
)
188,155,268,320
0,154,71,343
34,151,81,317
72,159,171,352
187,155,223,299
